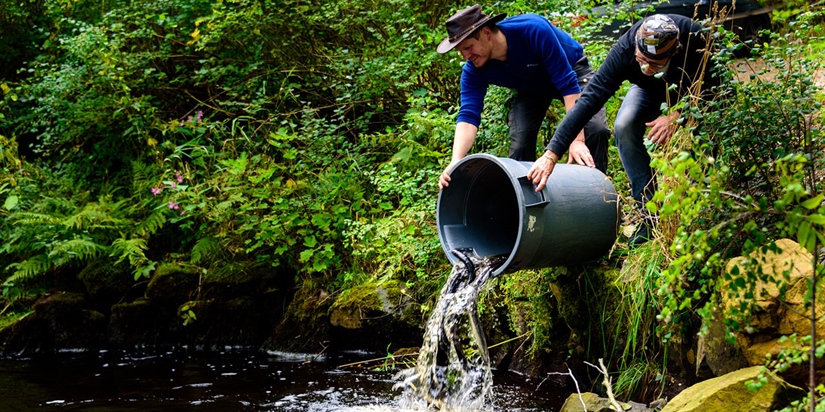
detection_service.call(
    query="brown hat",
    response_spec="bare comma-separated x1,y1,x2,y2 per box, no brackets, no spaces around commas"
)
437,4,506,54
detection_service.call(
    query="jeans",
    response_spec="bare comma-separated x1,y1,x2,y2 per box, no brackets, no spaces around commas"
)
507,57,610,173
614,85,661,207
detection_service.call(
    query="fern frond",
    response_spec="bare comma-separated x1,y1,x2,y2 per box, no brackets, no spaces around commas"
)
62,202,131,231
48,238,107,264
131,161,160,188
11,212,62,225
5,254,52,284
43,197,78,214
111,237,149,267
110,237,156,280
191,236,222,264
134,209,167,237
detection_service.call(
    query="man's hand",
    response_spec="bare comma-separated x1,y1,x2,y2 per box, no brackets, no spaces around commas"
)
526,152,558,192
567,140,595,167
439,161,459,190
646,112,679,145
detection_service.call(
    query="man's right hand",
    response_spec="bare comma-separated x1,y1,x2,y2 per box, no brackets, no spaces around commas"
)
439,161,458,190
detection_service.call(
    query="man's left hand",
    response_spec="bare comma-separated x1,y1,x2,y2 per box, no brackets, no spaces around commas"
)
567,140,595,168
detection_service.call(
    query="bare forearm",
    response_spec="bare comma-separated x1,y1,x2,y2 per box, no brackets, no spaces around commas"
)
452,122,478,162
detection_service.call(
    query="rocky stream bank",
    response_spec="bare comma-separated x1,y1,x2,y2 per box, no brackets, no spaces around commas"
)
0,239,821,412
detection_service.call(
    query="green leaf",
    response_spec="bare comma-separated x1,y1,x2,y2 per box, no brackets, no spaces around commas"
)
303,236,318,247
797,221,813,251
801,194,823,210
808,215,825,225
3,195,18,210
299,249,314,263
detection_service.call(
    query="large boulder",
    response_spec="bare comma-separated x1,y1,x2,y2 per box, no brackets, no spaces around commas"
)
263,282,333,353
144,262,201,307
661,366,802,412
705,239,825,382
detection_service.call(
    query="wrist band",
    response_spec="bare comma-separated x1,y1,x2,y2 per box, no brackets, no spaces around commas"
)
543,152,556,164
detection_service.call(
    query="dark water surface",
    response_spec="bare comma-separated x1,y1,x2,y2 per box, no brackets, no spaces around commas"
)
0,349,567,411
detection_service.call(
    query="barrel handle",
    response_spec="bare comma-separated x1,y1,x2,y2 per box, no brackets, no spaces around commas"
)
517,176,550,208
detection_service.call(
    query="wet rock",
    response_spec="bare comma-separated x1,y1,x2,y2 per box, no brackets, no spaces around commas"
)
661,366,803,412
108,298,179,347
0,292,106,355
263,283,332,353
177,297,272,348
328,280,421,352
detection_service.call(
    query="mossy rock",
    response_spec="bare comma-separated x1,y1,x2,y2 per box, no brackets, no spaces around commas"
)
263,281,333,353
145,262,202,307
1,292,106,354
77,256,134,307
328,279,421,352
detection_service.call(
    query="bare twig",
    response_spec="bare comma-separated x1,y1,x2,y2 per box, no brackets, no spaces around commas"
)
539,368,587,411
584,358,626,412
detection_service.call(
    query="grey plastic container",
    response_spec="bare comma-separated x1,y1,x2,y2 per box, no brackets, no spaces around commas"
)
437,154,619,276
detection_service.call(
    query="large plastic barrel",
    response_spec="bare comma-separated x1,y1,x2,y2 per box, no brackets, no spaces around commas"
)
437,154,619,276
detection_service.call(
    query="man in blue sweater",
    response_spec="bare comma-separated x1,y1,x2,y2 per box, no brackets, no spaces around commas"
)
526,14,721,244
437,4,609,190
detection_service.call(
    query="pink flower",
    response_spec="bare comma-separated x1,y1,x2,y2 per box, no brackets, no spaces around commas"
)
151,187,163,196
175,172,183,183
196,110,203,123
168,202,179,210
180,210,185,216
170,182,177,189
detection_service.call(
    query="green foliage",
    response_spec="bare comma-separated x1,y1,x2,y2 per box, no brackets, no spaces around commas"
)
179,302,197,326
610,248,667,399
0,1,823,407
651,11,824,409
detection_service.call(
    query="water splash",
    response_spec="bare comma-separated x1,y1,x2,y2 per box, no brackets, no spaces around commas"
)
394,250,506,411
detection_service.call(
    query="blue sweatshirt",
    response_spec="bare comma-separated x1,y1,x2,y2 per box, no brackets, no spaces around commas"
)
457,14,585,127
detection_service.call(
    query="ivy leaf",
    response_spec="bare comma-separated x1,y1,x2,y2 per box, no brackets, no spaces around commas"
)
303,236,318,248
800,194,823,210
299,249,314,263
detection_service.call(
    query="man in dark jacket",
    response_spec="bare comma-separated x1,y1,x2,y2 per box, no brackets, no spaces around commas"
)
437,4,610,190
527,14,719,244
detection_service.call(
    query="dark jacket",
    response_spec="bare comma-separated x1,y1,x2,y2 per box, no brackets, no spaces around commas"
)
546,14,719,156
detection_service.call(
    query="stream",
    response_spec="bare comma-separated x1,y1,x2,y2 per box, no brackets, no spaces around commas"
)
0,348,567,411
